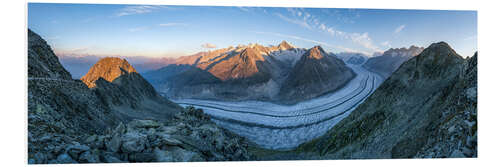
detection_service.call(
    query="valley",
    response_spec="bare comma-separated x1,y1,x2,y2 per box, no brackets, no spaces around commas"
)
173,64,384,150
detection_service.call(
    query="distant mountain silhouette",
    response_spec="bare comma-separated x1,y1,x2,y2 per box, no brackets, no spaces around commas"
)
363,46,424,78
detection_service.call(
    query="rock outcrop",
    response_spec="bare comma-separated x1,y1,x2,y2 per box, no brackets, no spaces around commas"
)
81,57,137,88
295,42,477,159
79,57,182,121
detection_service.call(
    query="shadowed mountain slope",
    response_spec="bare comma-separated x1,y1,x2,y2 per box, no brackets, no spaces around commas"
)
278,46,355,103
295,42,476,159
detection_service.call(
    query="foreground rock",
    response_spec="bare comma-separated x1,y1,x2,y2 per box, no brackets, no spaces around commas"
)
29,107,252,164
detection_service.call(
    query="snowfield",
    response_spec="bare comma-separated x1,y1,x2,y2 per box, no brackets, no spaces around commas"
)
173,65,384,150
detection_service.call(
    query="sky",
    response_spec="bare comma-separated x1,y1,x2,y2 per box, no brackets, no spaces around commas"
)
28,3,477,58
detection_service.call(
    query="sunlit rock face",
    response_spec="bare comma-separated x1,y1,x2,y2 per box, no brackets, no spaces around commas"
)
144,42,355,104
81,57,137,88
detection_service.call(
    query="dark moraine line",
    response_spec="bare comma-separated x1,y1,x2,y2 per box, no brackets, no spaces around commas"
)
178,74,368,114
178,75,370,118
204,74,376,130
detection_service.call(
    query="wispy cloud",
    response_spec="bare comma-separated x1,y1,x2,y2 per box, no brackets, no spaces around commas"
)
394,24,406,34
114,5,167,17
201,43,217,49
158,23,188,27
349,32,382,52
381,41,391,47
237,6,250,12
254,31,369,54
275,13,312,30
254,31,329,46
279,8,383,53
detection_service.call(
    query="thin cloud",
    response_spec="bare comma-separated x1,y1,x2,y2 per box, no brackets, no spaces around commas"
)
114,5,168,17
237,6,250,12
158,23,188,27
381,41,391,47
349,32,382,52
254,31,329,47
394,24,406,34
275,13,312,30
201,43,217,49
280,8,382,53
253,31,368,54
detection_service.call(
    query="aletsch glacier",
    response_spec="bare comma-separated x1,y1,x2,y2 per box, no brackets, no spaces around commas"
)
173,65,384,150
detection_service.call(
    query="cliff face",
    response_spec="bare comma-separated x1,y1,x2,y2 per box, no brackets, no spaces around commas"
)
296,42,477,159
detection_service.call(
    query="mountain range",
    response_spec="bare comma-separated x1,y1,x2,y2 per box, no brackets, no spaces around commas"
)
143,41,355,104
363,46,424,78
258,42,477,159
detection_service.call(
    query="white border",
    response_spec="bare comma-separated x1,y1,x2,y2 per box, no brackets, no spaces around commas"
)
2,0,498,167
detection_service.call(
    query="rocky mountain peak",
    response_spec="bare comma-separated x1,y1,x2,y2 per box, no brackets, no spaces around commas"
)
306,46,326,59
278,40,295,50
81,57,137,88
417,41,462,65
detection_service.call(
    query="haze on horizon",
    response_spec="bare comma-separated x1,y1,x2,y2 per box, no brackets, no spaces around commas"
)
28,3,477,58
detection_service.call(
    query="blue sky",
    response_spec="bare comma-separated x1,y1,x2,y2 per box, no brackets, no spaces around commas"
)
28,3,477,58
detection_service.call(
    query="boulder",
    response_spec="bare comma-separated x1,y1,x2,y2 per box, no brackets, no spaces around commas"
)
106,134,121,152
78,151,100,163
121,132,147,153
54,153,77,164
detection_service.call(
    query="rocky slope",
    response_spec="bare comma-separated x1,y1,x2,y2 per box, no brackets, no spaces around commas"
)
144,41,354,104
294,42,477,159
279,46,355,103
28,29,252,164
28,29,72,80
363,45,424,78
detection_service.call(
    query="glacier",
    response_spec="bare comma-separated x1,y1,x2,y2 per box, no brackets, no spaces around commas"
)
173,65,384,150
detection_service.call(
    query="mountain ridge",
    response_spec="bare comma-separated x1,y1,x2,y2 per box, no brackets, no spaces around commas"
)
144,42,355,104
